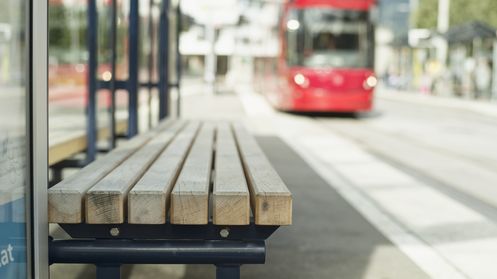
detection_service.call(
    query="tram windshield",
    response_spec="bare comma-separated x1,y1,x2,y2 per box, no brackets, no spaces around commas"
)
286,8,371,68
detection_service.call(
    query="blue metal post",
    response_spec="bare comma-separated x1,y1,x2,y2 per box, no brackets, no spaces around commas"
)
175,3,182,117
158,0,170,119
216,265,241,279
147,0,155,128
97,265,121,279
109,0,118,148
128,0,140,136
87,0,98,162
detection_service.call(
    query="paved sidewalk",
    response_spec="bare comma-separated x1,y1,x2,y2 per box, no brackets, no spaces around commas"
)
238,84,497,278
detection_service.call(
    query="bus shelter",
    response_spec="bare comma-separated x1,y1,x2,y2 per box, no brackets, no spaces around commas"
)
0,0,47,277
0,0,180,278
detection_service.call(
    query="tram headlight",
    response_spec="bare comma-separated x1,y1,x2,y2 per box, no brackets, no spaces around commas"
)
287,19,300,31
294,73,309,88
363,76,378,90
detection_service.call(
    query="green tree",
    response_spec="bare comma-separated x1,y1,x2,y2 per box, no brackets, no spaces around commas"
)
414,0,497,29
413,0,438,29
49,6,71,51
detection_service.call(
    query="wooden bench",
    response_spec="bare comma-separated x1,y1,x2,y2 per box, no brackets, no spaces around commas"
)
48,120,292,279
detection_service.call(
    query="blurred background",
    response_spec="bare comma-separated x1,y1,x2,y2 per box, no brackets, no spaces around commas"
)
27,0,497,278
47,0,497,107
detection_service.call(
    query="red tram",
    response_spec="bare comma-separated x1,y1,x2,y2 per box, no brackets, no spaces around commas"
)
258,0,377,112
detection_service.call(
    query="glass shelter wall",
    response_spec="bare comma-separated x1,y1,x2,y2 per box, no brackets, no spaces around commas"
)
0,1,29,278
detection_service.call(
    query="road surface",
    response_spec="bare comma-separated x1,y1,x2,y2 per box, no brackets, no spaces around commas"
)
232,85,497,278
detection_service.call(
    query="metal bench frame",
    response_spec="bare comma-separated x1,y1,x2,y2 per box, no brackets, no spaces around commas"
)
50,220,279,279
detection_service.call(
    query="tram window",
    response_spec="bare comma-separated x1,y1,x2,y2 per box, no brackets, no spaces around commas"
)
313,33,359,51
285,8,369,68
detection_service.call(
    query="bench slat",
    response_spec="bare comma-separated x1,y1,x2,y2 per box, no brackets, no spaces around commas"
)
170,123,214,225
213,123,250,225
85,121,186,224
48,119,175,224
128,121,200,224
233,124,292,225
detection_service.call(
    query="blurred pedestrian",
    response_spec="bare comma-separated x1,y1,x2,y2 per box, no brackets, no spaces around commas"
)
463,57,475,99
474,57,491,99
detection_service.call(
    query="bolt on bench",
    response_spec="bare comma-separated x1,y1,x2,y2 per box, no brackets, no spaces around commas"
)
48,120,292,279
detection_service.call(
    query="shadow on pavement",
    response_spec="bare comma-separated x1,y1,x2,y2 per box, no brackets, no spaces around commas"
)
286,110,383,120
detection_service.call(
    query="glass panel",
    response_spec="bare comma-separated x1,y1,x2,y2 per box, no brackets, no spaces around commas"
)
97,0,129,131
98,0,129,81
0,0,28,278
49,1,88,154
140,0,160,128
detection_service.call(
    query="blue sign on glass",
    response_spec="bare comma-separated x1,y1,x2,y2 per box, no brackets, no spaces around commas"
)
0,198,27,279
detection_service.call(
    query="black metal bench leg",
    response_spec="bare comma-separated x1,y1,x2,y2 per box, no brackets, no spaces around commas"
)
50,167,63,186
96,264,121,279
216,264,241,279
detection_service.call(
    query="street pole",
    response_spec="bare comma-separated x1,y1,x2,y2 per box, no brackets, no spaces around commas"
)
437,0,450,63
205,24,217,95
492,39,497,101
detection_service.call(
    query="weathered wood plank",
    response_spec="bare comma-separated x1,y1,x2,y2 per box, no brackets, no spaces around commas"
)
128,122,200,224
85,121,186,224
170,123,214,225
232,124,292,225
48,119,175,224
213,123,250,225
49,119,128,166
